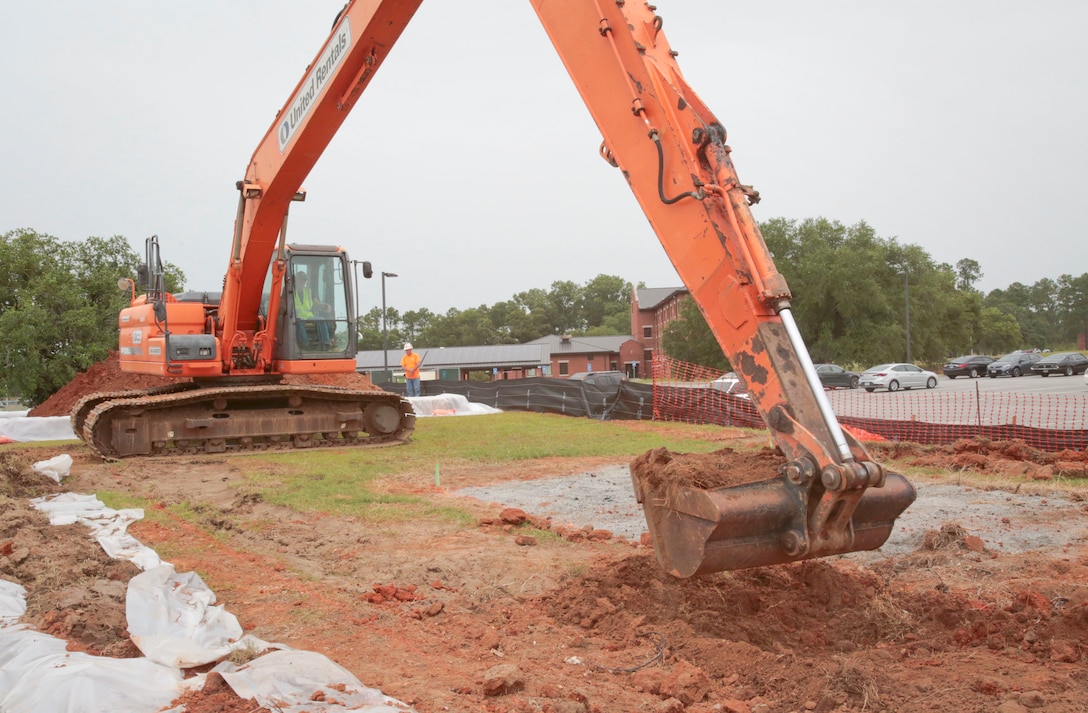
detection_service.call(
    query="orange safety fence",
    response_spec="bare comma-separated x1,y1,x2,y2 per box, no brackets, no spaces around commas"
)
652,356,1088,453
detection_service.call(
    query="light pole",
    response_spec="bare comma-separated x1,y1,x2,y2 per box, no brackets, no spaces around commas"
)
381,271,398,377
898,270,911,363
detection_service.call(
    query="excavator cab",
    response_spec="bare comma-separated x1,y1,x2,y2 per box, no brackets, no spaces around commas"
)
275,247,355,361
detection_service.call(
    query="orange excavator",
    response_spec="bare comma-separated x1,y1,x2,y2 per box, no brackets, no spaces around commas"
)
74,0,915,575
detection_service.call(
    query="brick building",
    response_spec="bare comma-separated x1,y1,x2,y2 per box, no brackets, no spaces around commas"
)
356,285,691,381
524,334,644,377
629,286,689,378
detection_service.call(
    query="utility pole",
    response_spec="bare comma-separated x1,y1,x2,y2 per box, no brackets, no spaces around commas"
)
898,270,912,363
381,271,398,378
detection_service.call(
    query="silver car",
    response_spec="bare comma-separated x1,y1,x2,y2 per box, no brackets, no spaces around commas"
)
859,363,939,392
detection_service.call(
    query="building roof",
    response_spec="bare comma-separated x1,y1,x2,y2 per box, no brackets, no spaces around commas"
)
635,286,687,310
355,343,549,371
525,334,635,354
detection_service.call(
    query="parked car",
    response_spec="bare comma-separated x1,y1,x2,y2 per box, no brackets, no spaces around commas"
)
859,363,938,392
567,371,627,418
814,363,859,389
942,355,995,379
1030,351,1088,377
710,372,750,398
986,351,1041,378
567,370,627,387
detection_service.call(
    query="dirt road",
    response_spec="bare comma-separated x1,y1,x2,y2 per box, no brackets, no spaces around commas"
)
3,438,1088,713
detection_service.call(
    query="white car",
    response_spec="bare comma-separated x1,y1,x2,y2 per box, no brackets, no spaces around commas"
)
710,372,750,399
1084,369,1088,388
859,363,939,392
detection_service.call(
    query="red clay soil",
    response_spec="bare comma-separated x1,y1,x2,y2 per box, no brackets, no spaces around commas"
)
7,354,1088,712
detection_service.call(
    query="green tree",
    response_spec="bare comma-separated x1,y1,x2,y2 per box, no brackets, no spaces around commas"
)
550,280,583,334
660,298,729,371
976,306,1022,354
954,258,983,291
420,306,501,347
761,218,902,365
760,218,984,366
400,307,435,346
0,229,184,406
356,306,383,350
984,281,1056,348
580,274,632,332
1055,273,1088,346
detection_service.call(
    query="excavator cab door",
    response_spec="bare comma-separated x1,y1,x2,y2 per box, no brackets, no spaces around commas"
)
273,248,355,361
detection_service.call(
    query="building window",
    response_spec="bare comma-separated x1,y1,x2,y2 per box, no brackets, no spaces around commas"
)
587,355,594,364
642,325,652,338
644,349,653,363
559,361,569,376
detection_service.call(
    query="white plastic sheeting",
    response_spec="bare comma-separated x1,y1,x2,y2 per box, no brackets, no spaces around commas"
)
31,453,74,483
126,565,246,668
31,491,163,571
0,627,184,713
215,650,413,712
2,491,417,712
0,411,77,442
408,392,500,417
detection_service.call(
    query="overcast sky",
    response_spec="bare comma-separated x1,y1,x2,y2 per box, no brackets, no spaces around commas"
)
3,2,1085,315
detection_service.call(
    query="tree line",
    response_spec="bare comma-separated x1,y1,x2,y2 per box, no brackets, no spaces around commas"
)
665,218,1086,370
356,274,633,351
2,225,1085,405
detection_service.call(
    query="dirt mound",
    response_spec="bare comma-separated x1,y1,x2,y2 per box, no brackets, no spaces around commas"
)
871,438,1088,480
30,352,383,418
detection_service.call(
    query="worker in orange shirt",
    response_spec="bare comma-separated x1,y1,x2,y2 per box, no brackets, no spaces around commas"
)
401,343,422,397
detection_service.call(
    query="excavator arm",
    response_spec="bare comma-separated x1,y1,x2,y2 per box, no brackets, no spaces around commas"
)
526,2,915,574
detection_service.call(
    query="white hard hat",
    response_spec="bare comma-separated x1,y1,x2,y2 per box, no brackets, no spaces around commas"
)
403,343,413,350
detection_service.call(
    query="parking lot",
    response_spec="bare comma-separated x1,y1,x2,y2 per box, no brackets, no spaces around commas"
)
923,372,1086,396
823,370,1087,431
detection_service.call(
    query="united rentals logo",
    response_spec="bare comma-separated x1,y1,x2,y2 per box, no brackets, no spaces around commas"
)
278,18,352,153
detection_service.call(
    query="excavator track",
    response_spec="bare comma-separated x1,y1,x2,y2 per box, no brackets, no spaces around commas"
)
74,384,415,460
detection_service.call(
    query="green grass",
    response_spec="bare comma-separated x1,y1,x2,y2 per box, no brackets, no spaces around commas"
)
235,412,735,521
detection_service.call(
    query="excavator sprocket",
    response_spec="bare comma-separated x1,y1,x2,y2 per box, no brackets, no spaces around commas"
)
74,383,415,460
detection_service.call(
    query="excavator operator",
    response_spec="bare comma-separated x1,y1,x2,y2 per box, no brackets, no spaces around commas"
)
294,272,331,350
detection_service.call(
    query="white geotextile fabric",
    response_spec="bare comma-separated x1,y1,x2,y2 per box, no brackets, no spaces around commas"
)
32,453,74,483
0,626,184,713
0,412,77,441
12,490,417,711
0,581,184,713
408,392,501,417
126,564,245,668
215,649,414,712
0,580,27,625
31,491,163,570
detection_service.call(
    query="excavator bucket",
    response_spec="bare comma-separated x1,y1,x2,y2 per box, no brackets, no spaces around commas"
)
631,448,916,578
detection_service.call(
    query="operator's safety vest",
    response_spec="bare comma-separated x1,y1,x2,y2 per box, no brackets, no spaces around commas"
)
294,288,315,319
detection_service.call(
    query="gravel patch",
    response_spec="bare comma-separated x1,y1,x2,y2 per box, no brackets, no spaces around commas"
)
455,466,1088,557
